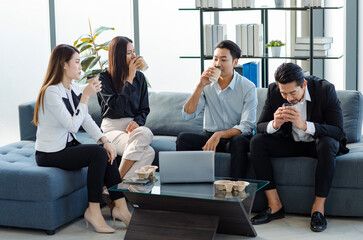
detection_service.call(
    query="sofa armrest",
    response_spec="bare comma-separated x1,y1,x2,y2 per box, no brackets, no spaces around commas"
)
18,101,37,141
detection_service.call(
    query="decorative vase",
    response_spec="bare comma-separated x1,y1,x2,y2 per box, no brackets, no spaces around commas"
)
274,0,284,7
270,46,282,57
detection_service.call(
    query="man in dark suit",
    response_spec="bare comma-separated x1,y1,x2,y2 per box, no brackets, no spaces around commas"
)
250,63,348,232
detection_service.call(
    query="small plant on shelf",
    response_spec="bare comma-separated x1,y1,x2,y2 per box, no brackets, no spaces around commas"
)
266,40,285,47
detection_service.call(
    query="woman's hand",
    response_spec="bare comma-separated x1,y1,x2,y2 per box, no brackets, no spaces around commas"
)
80,79,102,104
126,120,139,133
103,142,117,165
127,57,142,84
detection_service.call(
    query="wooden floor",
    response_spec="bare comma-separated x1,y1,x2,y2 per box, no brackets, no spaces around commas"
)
0,206,362,240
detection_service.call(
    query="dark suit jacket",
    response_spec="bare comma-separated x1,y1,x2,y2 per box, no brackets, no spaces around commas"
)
257,76,348,154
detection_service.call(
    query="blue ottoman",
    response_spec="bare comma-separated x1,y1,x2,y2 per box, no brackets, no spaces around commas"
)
0,141,88,234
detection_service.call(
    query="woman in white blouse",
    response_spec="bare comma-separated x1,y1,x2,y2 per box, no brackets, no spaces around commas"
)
33,44,131,233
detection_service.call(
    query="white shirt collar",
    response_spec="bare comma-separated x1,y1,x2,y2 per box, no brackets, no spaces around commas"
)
212,70,237,91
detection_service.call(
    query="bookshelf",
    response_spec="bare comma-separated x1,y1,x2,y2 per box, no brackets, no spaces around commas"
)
179,5,343,87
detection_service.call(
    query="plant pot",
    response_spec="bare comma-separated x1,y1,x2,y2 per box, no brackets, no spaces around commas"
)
270,46,282,57
274,0,284,7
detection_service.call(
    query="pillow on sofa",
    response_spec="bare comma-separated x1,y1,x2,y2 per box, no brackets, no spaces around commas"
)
337,90,363,143
145,92,204,136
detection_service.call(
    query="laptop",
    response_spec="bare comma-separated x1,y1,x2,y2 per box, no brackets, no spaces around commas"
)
159,151,215,183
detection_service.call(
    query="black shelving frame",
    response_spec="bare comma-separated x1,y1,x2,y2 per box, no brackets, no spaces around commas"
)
179,6,343,88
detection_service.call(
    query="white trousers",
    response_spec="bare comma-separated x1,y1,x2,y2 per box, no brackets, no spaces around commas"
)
101,118,155,179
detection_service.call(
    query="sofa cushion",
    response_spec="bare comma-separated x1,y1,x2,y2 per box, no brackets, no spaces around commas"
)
145,92,204,136
0,141,87,202
337,90,363,143
272,142,363,189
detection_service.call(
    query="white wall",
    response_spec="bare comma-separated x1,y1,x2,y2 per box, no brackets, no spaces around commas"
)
0,1,50,146
324,0,345,90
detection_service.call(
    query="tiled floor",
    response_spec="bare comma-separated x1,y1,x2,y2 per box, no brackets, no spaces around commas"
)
1,207,362,240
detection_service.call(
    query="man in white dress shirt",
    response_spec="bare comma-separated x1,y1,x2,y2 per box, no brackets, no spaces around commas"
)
176,40,258,178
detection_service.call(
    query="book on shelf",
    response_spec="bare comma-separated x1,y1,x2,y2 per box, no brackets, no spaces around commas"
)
246,0,255,8
232,0,255,8
253,24,263,57
236,23,263,57
235,24,248,56
195,0,223,8
241,24,248,56
236,24,242,50
303,0,325,7
242,61,260,87
294,43,331,50
204,24,213,56
296,36,333,44
247,24,254,56
294,50,328,57
204,24,227,56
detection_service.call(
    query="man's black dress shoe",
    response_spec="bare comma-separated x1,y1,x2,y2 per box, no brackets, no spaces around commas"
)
251,207,285,225
310,211,327,232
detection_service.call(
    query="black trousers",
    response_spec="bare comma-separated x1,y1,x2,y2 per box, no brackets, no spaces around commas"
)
36,143,124,203
176,132,251,178
250,133,339,197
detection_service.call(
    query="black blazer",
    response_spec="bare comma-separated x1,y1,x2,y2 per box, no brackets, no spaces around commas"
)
257,76,348,154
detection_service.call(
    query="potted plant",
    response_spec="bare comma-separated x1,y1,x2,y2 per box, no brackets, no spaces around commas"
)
266,40,285,57
73,19,114,83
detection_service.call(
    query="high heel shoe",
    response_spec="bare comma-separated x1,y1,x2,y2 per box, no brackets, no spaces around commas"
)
112,206,131,227
84,208,115,233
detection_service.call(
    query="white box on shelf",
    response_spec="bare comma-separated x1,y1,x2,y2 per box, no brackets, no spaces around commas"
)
241,0,246,8
294,50,328,57
294,43,331,50
296,36,333,44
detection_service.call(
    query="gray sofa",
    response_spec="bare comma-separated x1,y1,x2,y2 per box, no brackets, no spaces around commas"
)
0,88,362,234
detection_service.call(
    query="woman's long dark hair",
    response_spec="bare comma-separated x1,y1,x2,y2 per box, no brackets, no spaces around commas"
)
108,36,133,93
33,44,79,125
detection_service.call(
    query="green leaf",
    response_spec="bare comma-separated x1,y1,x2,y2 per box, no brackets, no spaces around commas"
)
81,56,97,72
79,43,93,53
74,34,92,46
88,56,101,70
95,40,111,51
101,59,108,68
75,40,92,49
93,26,115,39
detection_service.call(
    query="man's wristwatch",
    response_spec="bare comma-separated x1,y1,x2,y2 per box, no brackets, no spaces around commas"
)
101,139,111,145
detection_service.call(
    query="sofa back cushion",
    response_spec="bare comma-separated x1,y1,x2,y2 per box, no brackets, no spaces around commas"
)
336,90,363,143
18,89,363,143
145,92,204,136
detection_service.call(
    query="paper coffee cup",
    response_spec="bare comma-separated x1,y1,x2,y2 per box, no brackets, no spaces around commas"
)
137,56,148,72
209,67,221,82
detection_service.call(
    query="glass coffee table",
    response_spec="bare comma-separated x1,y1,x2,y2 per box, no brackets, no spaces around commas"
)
109,174,268,240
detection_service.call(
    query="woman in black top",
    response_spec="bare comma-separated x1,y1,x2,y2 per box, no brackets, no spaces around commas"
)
98,36,154,180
